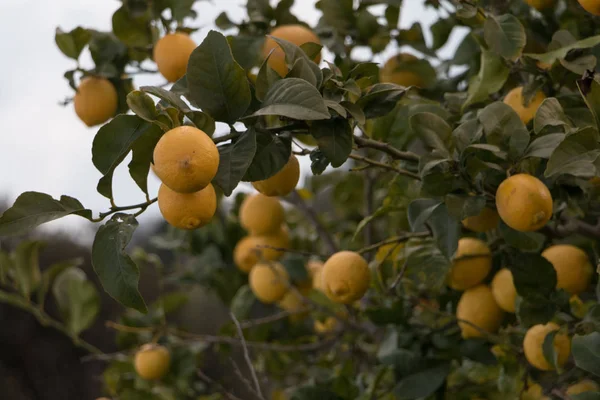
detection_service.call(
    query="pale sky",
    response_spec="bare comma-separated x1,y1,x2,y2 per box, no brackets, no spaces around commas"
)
0,0,463,240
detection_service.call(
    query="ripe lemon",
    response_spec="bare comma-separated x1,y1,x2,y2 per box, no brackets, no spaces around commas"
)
321,251,370,304
542,244,593,295
375,242,404,263
252,155,300,197
495,174,553,232
312,264,327,293
74,77,118,127
456,285,504,338
503,87,546,124
134,344,171,380
153,126,219,193
249,262,290,303
233,228,290,273
379,53,424,87
522,384,549,400
153,33,197,82
448,238,492,291
462,208,500,233
307,259,324,276
158,183,216,230
239,193,285,235
567,380,599,395
262,24,321,77
491,268,517,313
578,0,600,15
525,0,555,10
277,290,310,322
523,322,570,370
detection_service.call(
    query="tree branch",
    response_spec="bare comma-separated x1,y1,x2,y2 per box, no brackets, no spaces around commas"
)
349,154,421,180
197,370,244,400
357,232,430,254
354,134,420,163
91,197,158,222
230,312,265,400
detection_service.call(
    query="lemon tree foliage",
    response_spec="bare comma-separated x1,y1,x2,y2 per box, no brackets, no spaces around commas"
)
3,0,600,399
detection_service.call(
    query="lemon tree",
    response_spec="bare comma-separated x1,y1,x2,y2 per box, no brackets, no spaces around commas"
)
2,0,600,399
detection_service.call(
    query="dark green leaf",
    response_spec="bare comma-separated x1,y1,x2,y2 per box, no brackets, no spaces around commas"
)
407,199,442,232
428,204,460,260
464,50,510,109
310,149,330,175
572,332,600,377
128,123,163,196
393,362,451,399
187,30,251,123
431,18,454,50
310,118,352,167
14,241,43,298
516,296,558,328
37,258,84,306
545,127,600,178
112,6,152,47
126,90,161,125
409,112,452,155
499,222,545,252
318,0,355,33
252,78,330,120
403,243,451,292
478,102,529,159
55,27,91,60
230,285,256,320
255,55,282,102
0,192,91,236
525,35,600,66
542,330,561,371
524,133,566,159
215,12,235,30
53,267,100,335
92,214,146,313
243,131,292,181
510,253,557,298
291,386,343,400
534,98,571,134
268,36,322,85
214,128,257,196
483,14,526,60
578,74,600,131
356,83,407,119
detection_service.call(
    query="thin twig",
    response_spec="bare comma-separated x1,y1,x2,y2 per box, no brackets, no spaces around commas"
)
349,153,421,180
197,370,244,400
389,260,409,293
231,360,266,400
90,197,158,222
354,134,420,162
357,232,430,254
255,245,327,259
213,131,242,144
287,190,338,254
363,170,375,258
230,312,265,400
239,309,302,329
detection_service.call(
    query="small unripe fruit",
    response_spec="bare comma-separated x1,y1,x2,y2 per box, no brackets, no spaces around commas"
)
134,344,171,380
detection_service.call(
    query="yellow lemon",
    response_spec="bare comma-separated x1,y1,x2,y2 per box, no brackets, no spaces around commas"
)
521,383,550,400
153,33,197,82
448,238,492,291
321,251,370,304
239,193,285,235
578,0,600,15
153,126,219,193
503,87,546,124
157,183,216,230
495,174,553,232
249,262,290,303
277,290,310,322
134,344,171,380
462,208,500,233
262,24,321,77
525,0,555,10
74,77,118,127
542,244,593,295
567,380,600,395
456,285,504,338
252,155,300,197
491,268,517,313
523,322,571,370
379,53,424,87
233,228,290,273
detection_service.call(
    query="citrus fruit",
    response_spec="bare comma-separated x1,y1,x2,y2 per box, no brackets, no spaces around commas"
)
153,33,197,82
379,53,424,87
233,228,290,273
567,380,600,395
461,208,500,233
153,126,219,193
448,238,492,291
321,251,370,304
541,244,593,295
74,77,118,127
491,268,517,313
239,193,285,235
252,155,300,197
249,262,290,303
262,24,321,77
157,183,216,230
134,344,171,380
525,0,555,10
277,290,309,322
523,322,570,370
503,86,546,124
456,285,504,338
578,0,600,15
495,174,553,232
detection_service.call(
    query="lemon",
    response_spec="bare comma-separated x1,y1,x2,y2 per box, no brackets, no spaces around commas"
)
74,77,118,127
252,155,300,197
523,322,570,370
233,228,290,273
157,183,216,230
542,244,593,295
134,344,171,380
249,262,290,303
525,0,555,10
321,251,370,304
153,33,197,82
448,238,492,291
262,24,321,77
456,285,504,338
461,208,500,233
239,193,285,235
567,380,600,395
503,87,546,124
379,53,424,87
491,268,517,313
578,0,600,15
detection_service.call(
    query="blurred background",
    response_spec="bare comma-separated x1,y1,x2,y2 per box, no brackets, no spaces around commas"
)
0,0,464,241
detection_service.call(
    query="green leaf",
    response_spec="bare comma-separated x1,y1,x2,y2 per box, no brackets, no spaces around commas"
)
92,115,157,199
427,204,460,260
230,285,256,320
534,98,571,134
483,14,526,60
37,258,83,306
509,253,557,298
141,85,191,112
478,102,529,159
445,194,486,220
0,250,11,285
255,55,282,102
14,241,43,298
268,36,322,85
214,128,257,196
542,329,561,372
111,6,152,47
126,90,160,124
215,12,235,30
464,50,510,109
524,133,566,159
578,74,600,131
409,112,452,155
545,127,600,178
52,267,100,335
431,18,454,50
516,296,558,328
55,27,91,60
310,149,330,175
393,362,451,399
571,393,600,400
187,30,251,123
310,118,352,167
572,332,600,377
0,192,91,236
408,199,442,232
525,35,600,66
128,123,163,196
499,222,545,252
92,214,147,313
318,0,355,33
403,243,451,292
291,387,343,400
357,83,407,119
150,291,189,315
243,131,292,181
228,34,265,71
282,254,310,284
252,78,330,120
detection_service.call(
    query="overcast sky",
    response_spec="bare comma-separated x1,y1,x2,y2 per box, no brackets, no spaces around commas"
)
0,0,462,241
